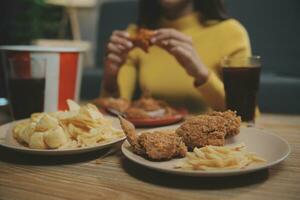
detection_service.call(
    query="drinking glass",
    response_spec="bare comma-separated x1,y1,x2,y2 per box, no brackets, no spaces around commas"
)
222,56,261,122
7,57,46,120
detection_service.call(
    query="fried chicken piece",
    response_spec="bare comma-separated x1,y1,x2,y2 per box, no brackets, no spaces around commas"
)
163,106,178,117
208,110,241,137
119,116,187,160
94,97,130,113
130,97,178,118
132,97,162,111
130,28,155,53
176,115,227,150
138,131,187,160
125,107,151,119
118,116,145,155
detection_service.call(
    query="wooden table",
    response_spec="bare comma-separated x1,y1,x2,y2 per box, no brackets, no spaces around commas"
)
0,114,299,200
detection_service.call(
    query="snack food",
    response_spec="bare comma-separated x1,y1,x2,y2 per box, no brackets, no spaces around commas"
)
13,100,124,149
130,28,155,53
95,97,179,120
208,110,241,137
175,143,266,171
94,97,130,113
119,116,187,160
176,110,241,149
126,97,177,119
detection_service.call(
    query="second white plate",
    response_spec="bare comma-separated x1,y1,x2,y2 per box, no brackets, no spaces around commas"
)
121,126,290,176
0,116,125,155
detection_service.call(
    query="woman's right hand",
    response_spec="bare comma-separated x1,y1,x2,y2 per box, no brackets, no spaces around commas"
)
106,30,133,67
103,30,133,96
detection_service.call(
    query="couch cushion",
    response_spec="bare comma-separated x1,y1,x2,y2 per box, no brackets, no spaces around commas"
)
259,73,300,114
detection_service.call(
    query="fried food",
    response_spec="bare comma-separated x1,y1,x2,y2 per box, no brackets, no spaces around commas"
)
119,116,187,160
124,107,151,119
13,100,124,149
130,28,155,53
208,110,241,137
125,97,178,119
175,143,266,171
132,97,162,111
176,110,241,150
94,97,130,113
176,115,227,150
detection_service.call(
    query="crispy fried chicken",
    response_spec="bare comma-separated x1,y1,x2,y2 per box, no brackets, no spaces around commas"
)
176,110,241,150
208,110,241,137
130,28,155,53
119,116,187,160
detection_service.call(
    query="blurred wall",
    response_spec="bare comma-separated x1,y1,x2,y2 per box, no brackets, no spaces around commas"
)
77,0,128,68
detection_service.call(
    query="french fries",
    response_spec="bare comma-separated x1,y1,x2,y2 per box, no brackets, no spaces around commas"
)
13,100,124,149
175,143,266,170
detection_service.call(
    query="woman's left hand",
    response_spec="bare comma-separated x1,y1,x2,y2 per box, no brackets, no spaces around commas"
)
151,28,209,85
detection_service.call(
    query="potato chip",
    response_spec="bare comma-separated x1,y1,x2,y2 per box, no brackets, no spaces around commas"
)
13,99,125,149
29,132,47,149
44,127,70,148
67,99,81,111
35,114,58,132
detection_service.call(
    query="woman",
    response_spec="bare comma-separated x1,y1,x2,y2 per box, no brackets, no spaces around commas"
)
102,0,251,112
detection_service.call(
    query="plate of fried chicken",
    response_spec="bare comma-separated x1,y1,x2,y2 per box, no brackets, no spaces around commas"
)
94,97,187,127
119,111,290,176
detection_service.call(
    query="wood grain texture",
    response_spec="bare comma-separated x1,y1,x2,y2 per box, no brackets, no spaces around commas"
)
0,114,300,200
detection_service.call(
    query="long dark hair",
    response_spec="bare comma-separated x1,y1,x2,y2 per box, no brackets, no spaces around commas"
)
138,0,229,29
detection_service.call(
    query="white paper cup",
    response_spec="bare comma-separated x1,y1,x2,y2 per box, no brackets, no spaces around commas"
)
0,45,84,115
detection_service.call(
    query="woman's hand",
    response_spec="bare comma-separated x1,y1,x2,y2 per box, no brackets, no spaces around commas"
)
151,28,209,86
103,30,133,96
106,30,133,66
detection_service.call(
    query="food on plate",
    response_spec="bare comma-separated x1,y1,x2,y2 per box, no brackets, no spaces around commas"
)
175,143,266,171
176,110,241,150
126,97,178,119
93,97,130,113
95,96,179,120
124,107,150,119
13,100,124,149
208,110,241,137
119,116,187,160
176,115,227,149
132,96,163,111
130,28,155,53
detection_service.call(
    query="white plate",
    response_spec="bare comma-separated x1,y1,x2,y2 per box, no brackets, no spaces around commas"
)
0,116,125,155
121,126,291,177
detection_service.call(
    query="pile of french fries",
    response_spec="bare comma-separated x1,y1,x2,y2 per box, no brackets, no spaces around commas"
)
176,143,266,170
13,100,124,149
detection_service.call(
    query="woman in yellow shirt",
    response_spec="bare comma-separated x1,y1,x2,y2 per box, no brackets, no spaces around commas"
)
102,0,251,112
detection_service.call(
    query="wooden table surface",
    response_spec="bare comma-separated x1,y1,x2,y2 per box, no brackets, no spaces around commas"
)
0,113,299,200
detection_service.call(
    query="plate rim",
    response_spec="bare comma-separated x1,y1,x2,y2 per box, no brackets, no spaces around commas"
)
121,127,291,177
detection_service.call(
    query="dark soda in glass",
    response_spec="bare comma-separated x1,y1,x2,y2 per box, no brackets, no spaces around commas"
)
8,78,45,119
6,57,46,120
222,56,261,122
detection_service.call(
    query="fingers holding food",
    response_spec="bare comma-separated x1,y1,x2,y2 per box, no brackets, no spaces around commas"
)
130,28,155,53
151,28,193,45
106,30,133,66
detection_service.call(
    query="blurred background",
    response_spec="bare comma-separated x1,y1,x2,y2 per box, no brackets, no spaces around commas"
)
0,0,299,114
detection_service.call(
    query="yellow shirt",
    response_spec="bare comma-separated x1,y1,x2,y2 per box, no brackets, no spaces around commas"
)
116,13,251,112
